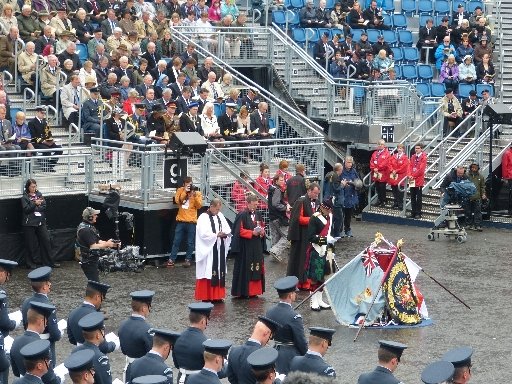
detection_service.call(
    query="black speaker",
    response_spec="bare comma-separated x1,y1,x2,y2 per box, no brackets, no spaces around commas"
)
483,104,512,125
169,132,208,156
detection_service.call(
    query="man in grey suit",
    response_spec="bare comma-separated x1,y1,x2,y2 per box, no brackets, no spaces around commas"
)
60,74,82,127
249,101,271,139
101,9,120,38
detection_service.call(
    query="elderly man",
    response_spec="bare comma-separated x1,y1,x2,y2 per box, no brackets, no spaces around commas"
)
17,5,38,42
249,101,271,138
91,43,109,67
59,42,82,70
61,74,82,126
18,41,38,84
0,26,19,74
50,7,73,36
87,29,106,60
99,72,118,99
141,41,160,70
134,11,156,41
106,27,123,53
136,74,154,99
101,8,119,37
34,25,54,55
202,71,224,102
40,55,61,102
113,56,134,86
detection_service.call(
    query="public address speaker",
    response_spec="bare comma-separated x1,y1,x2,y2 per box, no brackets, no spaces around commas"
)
169,132,208,156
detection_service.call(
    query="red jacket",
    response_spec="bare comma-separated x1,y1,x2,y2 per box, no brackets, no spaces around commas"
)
502,148,512,180
255,176,270,209
409,151,427,187
388,153,410,186
370,148,390,183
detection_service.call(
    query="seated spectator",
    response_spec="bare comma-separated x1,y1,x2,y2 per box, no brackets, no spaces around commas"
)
356,51,373,80
119,9,137,36
471,17,492,44
143,88,158,112
136,74,155,99
255,163,271,199
81,87,103,136
18,41,38,85
153,74,168,99
132,58,149,86
458,55,476,84
347,2,367,29
161,30,178,58
451,3,469,30
158,88,173,107
95,56,111,85
135,0,156,19
225,88,241,107
195,12,217,52
473,36,492,65
480,88,495,106
372,34,392,56
55,30,75,55
314,32,331,69
90,43,109,68
200,101,223,141
190,77,201,98
0,4,17,36
123,31,140,53
113,56,134,87
249,101,271,139
183,58,198,85
50,7,73,37
180,0,198,18
61,74,82,126
441,88,463,137
72,8,94,44
40,54,61,103
476,53,495,84
439,54,459,92
329,51,347,78
28,106,63,171
123,89,141,115
328,33,344,55
35,26,55,55
300,0,318,27
106,27,124,54
17,5,38,42
118,76,132,102
356,32,372,57
141,41,161,70
154,11,170,39
181,10,198,36
240,88,260,112
330,2,349,35
169,72,187,99
208,0,222,24
236,105,251,135
437,16,454,44
373,49,394,80
179,101,202,134
315,0,332,28
456,38,474,63
150,60,168,86
87,29,107,60
435,36,456,70
99,72,119,99
12,111,35,153
169,12,182,27
62,59,77,83
0,104,20,158
417,18,437,63
341,34,355,57
0,26,19,75
218,102,239,140
220,0,239,19
469,6,486,29
79,60,98,88
202,71,224,102
452,19,471,45
135,11,156,42
461,89,479,126
196,0,209,18
363,0,389,30
58,42,82,71
128,43,142,68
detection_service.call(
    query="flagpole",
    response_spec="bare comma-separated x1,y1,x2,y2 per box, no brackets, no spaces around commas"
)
420,269,471,310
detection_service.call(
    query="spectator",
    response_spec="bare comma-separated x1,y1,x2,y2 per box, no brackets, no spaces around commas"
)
388,144,409,210
231,172,250,212
34,26,54,55
465,163,485,231
469,6,486,29
135,11,156,41
17,5,38,42
286,164,307,207
219,15,240,58
99,72,119,99
479,88,495,106
40,55,61,103
0,104,20,168
201,102,222,141
330,2,349,35
106,27,124,53
323,163,346,238
473,36,492,64
299,0,317,27
55,30,74,55
329,51,347,78
61,74,82,127
87,29,106,60
79,60,98,88
134,0,156,19
356,31,372,56
28,106,63,172
167,176,203,268
355,51,372,80
476,53,495,85
315,0,332,28
441,88,463,137
101,8,119,38
456,38,474,63
236,105,251,136
314,32,331,69
18,41,37,85
81,87,103,136
142,88,158,112
439,165,469,208
372,49,393,80
240,88,260,112
221,0,239,19
197,56,216,82
58,42,82,71
176,85,193,115
49,7,72,37
328,33,343,54
141,41,161,70
249,101,271,139
12,111,34,153
202,71,224,102
451,3,469,29
452,19,471,46
94,56,110,85
169,72,186,100
348,2,367,29
59,59,75,84
268,174,290,260
119,10,136,36
363,0,389,30
0,3,17,36
208,0,222,23
501,143,512,215
372,34,392,56
435,36,456,70
0,26,18,74
470,17,492,44
72,8,94,43
132,58,149,86
439,54,459,92
458,55,476,84
178,100,201,135
436,17,454,49
417,18,437,63
255,163,271,199
340,156,359,236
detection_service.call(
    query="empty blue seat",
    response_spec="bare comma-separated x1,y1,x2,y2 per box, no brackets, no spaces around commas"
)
292,28,306,45
417,64,434,81
76,43,88,63
401,0,416,15
476,83,494,97
467,0,483,13
382,0,395,12
392,13,408,29
403,46,419,62
318,28,332,39
331,28,344,39
458,83,475,99
430,82,446,97
398,30,414,46
325,0,335,9
434,0,450,15
416,83,431,97
272,11,287,27
418,0,433,14
305,28,319,43
382,13,392,27
419,14,432,27
401,64,418,81
288,10,300,26
367,29,380,44
382,30,397,45
290,0,304,8
391,47,403,62
394,64,402,78
351,29,364,42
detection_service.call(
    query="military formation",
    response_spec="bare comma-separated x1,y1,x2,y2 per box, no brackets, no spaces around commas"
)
0,259,474,384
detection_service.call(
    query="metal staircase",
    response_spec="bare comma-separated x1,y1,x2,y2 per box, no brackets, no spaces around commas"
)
495,1,512,103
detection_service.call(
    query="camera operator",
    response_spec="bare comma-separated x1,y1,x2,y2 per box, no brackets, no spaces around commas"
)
76,207,120,282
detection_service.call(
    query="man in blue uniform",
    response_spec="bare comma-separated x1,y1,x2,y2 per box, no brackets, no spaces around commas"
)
64,349,96,384
357,340,408,384
265,276,308,375
132,376,168,384
289,327,336,378
14,340,52,384
67,280,115,354
246,347,279,384
173,303,214,384
421,361,455,384
126,329,181,384
11,302,60,384
187,339,232,384
0,259,19,384
227,316,280,384
74,312,112,384
20,267,61,367
442,346,473,384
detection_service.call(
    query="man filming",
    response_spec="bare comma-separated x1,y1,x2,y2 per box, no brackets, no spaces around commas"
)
76,207,120,282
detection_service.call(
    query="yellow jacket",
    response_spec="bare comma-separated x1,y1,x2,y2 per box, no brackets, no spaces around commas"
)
175,187,203,223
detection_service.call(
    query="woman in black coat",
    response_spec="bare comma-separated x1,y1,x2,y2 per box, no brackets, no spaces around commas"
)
21,179,59,268
71,10,94,44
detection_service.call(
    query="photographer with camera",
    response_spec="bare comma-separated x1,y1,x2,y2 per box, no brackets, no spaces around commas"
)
76,207,120,282
167,176,203,268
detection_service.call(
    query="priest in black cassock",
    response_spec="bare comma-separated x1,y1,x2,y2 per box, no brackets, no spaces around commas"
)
230,194,266,298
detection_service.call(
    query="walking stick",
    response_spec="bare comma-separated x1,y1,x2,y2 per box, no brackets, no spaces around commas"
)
421,269,471,310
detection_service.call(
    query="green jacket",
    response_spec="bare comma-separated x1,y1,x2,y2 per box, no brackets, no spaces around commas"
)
467,171,485,200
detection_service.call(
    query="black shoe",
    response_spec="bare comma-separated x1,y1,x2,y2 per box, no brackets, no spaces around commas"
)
50,263,61,268
25,263,37,269
408,213,416,218
416,214,422,219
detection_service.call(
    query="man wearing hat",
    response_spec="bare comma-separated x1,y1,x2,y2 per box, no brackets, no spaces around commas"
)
0,259,19,384
126,329,180,384
265,276,308,375
16,340,52,384
305,199,335,311
313,31,331,69
76,206,119,281
88,29,106,60
28,105,63,172
173,303,214,384
162,100,182,137
218,102,239,140
118,290,155,362
372,34,392,57
441,88,463,137
462,89,478,126
10,302,60,381
50,7,73,37
452,3,469,29
289,327,336,377
240,88,260,113
20,267,61,366
479,88,495,107
67,281,115,354
246,348,279,384
442,346,473,384
64,349,96,384
187,339,232,384
146,103,168,145
357,340,407,384
421,361,455,384
81,86,103,136
74,312,112,384
179,101,202,135
226,316,280,384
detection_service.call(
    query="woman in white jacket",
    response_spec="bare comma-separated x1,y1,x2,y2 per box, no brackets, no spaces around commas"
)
458,54,477,84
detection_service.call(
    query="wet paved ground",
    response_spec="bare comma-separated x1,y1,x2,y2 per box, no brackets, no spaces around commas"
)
5,220,511,383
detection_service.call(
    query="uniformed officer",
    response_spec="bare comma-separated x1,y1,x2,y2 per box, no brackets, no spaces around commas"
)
0,259,20,384
265,276,308,375
13,340,52,384
421,360,455,384
67,280,115,354
187,339,232,384
20,267,61,368
226,316,280,384
246,347,279,384
442,346,473,384
357,340,408,384
64,349,96,384
173,303,214,384
11,301,59,384
74,312,112,384
126,329,181,384
289,327,336,378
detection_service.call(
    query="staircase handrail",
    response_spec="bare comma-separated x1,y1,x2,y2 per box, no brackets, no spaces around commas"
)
14,37,25,92
2,70,13,85
23,87,35,111
480,138,511,175
34,55,45,104
170,27,325,138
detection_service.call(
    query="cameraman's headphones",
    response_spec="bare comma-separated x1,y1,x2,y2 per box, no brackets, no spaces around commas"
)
82,207,97,222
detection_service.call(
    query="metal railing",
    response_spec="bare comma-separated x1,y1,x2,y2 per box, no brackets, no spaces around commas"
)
13,37,25,93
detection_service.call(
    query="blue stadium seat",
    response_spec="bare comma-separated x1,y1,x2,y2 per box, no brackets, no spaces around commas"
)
332,28,344,39
351,29,364,42
400,0,416,16
273,11,287,28
306,28,319,43
288,10,300,26
284,0,292,7
325,0,335,9
214,103,225,117
458,83,475,99
318,28,332,40
382,30,397,45
417,64,434,81
419,14,432,27
398,30,414,46
382,13,392,27
434,0,450,15
292,28,307,45
435,15,451,26
391,47,403,62
467,0,483,13
476,83,494,97
382,0,395,13
394,64,402,78
430,82,446,97
453,1,465,11
367,29,380,44
76,43,88,64
401,64,418,81
418,0,433,14
392,13,408,29
268,117,276,129
403,47,419,62
416,83,431,97
290,0,304,8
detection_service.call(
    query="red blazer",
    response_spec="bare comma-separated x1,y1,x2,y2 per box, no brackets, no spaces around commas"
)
255,176,270,209
370,148,390,183
502,148,512,180
388,153,410,186
409,152,427,187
